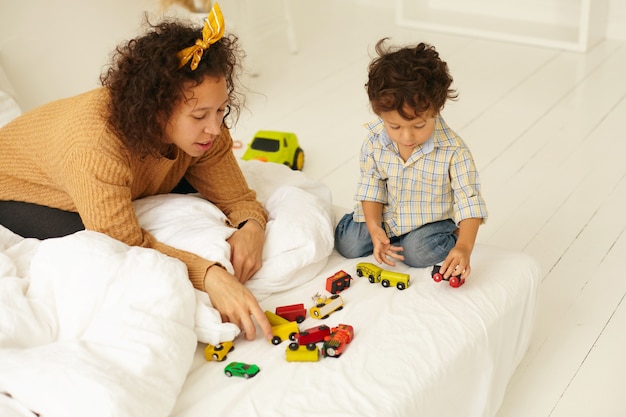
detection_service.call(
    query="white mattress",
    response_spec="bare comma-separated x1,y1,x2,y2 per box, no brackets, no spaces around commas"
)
171,243,540,417
0,115,540,417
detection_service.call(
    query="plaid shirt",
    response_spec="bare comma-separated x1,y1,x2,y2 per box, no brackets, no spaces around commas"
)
353,116,488,237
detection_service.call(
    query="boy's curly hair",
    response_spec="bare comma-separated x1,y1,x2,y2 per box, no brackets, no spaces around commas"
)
366,39,457,119
100,18,244,158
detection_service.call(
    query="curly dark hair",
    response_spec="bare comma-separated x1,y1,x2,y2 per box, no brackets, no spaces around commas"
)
100,18,244,157
366,39,458,119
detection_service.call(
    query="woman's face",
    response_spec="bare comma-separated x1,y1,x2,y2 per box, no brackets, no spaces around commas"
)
164,75,229,157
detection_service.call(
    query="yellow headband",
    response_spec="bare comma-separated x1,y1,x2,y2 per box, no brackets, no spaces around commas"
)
177,2,225,70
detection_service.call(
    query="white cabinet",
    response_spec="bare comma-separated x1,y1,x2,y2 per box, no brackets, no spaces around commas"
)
396,0,610,51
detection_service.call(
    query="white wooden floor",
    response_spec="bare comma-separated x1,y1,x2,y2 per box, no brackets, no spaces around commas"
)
227,1,626,416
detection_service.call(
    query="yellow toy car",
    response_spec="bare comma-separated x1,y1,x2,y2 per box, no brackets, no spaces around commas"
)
241,130,304,170
204,340,235,362
265,310,300,345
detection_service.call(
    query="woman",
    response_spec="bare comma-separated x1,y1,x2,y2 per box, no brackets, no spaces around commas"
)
0,4,272,341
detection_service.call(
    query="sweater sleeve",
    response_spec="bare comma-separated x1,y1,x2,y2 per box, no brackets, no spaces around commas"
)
185,127,268,229
60,142,215,292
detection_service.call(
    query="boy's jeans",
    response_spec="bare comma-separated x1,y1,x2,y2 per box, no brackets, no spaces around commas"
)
334,213,458,268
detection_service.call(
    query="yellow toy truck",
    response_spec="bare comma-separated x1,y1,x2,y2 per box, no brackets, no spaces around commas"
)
265,310,300,345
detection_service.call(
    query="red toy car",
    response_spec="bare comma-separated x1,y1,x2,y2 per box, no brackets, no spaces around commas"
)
322,324,354,358
325,270,352,294
294,324,331,349
275,303,306,323
431,265,465,288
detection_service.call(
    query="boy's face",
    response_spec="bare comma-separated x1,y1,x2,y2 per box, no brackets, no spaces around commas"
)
379,107,436,159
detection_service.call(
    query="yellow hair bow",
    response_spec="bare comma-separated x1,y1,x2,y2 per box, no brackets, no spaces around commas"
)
177,2,225,70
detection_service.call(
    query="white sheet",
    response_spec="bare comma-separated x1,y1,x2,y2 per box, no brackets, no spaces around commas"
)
135,160,335,303
0,160,336,417
0,153,540,417
171,244,540,417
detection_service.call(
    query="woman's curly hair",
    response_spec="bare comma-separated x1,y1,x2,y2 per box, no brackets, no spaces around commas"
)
100,18,244,158
366,38,457,119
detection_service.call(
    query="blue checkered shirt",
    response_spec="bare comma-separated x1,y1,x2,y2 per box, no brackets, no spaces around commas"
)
353,116,488,237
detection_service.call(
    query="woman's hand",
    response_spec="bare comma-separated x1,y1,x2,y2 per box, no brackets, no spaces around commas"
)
203,265,273,341
227,219,265,283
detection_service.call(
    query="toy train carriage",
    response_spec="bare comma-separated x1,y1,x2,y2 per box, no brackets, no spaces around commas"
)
285,343,320,362
275,303,306,323
325,270,352,294
294,324,331,349
309,294,344,320
431,265,465,288
355,262,410,290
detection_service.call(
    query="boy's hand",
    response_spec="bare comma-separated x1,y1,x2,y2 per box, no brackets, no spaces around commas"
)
440,217,481,280
440,244,472,280
369,226,404,266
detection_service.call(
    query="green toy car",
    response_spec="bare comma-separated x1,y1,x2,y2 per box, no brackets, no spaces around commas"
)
224,361,260,379
241,130,304,170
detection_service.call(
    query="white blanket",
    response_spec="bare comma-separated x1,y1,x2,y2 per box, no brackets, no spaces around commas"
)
0,160,335,417
0,230,198,417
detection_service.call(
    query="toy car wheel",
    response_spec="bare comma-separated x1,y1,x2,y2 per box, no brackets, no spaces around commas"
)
244,373,251,379
292,148,304,170
396,282,406,290
289,332,298,341
368,275,375,283
326,347,337,357
381,280,390,288
330,294,340,300
288,342,299,351
225,371,233,377
295,315,305,323
272,336,282,345
449,276,460,287
432,272,443,282
356,269,363,277
306,343,316,351
212,353,219,361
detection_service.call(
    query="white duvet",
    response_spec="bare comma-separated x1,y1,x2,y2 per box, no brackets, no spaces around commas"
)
0,160,335,417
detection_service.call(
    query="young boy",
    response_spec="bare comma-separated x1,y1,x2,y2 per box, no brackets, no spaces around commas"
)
334,39,488,281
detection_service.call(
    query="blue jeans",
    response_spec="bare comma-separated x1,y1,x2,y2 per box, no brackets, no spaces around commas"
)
334,213,458,268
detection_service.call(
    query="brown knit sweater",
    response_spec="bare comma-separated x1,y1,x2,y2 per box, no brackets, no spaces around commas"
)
0,87,267,291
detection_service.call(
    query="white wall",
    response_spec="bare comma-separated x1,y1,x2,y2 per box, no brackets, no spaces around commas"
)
0,0,156,111
1,0,625,111
606,0,626,40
